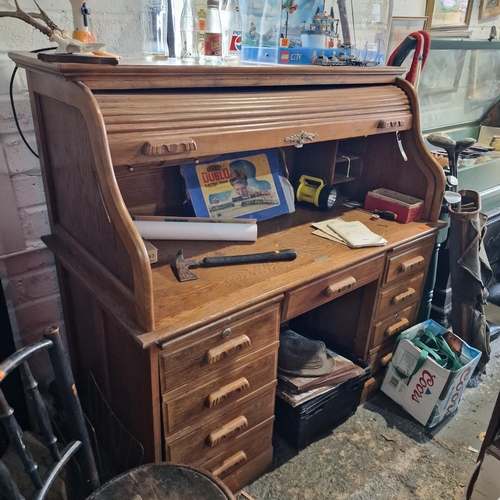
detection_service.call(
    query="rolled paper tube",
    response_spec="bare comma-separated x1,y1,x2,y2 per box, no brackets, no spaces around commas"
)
133,220,258,242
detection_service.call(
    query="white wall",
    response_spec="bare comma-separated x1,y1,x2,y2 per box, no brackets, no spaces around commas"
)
393,0,426,18
0,0,142,380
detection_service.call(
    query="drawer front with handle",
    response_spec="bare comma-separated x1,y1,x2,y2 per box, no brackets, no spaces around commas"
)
368,338,397,375
375,273,425,319
195,417,274,481
162,347,277,435
160,302,280,393
371,303,418,347
282,255,384,321
165,387,275,464
222,446,274,494
384,237,434,285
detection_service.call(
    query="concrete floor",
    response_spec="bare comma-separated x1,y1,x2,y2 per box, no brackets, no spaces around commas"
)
244,305,500,500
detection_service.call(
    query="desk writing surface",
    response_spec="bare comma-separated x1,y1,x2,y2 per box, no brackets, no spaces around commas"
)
141,207,441,346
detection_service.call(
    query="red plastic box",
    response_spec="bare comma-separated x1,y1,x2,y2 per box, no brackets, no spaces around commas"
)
364,188,424,223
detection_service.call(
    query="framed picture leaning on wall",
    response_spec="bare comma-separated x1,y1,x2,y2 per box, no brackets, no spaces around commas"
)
387,16,428,59
479,0,500,20
425,0,473,31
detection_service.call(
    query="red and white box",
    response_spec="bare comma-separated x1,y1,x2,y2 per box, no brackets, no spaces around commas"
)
381,320,481,427
364,188,424,223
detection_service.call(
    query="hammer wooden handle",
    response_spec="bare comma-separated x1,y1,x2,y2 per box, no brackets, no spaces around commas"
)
202,249,297,267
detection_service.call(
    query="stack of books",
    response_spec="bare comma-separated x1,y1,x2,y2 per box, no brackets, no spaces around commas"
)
277,346,366,408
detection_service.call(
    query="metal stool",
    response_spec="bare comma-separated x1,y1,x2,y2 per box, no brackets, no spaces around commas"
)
86,463,236,500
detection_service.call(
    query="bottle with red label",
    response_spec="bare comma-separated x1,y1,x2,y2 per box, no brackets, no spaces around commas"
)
204,0,222,63
221,0,241,63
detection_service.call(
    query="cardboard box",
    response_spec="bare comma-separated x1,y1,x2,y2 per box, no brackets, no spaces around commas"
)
364,188,424,223
381,319,481,427
478,125,500,148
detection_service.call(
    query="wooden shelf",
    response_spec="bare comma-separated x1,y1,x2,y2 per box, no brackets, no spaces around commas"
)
335,155,361,163
333,174,359,184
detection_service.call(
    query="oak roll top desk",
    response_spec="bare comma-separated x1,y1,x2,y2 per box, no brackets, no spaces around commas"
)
10,53,446,492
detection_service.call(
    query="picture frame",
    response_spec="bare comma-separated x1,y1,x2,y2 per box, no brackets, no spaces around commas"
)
479,0,500,20
425,0,473,30
387,16,428,59
181,148,293,222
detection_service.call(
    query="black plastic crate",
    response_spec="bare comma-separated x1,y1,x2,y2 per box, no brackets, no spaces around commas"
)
274,347,370,450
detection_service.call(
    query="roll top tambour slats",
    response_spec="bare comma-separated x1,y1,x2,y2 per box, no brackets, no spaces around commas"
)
95,85,411,167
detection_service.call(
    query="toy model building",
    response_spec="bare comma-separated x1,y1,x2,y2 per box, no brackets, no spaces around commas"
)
300,7,339,49
240,0,385,65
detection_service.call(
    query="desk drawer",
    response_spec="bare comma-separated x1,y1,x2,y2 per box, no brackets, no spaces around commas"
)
375,273,425,319
368,337,397,375
282,255,384,321
384,237,434,285
162,346,278,435
160,302,280,393
165,386,275,464
371,303,418,348
195,417,274,480
222,446,274,494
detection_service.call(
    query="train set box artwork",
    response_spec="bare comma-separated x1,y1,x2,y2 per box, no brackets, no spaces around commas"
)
239,0,392,65
181,149,294,221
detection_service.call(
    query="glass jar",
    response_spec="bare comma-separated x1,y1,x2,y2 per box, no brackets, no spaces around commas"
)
221,0,241,63
204,0,222,63
141,0,169,58
180,0,200,61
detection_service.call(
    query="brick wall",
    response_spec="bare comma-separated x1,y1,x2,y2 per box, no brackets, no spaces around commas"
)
0,0,141,381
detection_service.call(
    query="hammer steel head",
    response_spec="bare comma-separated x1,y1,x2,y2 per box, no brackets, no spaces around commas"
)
174,249,200,282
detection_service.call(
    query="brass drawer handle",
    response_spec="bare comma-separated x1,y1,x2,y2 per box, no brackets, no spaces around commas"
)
392,287,416,305
205,378,250,408
399,256,424,273
206,415,248,448
380,353,392,366
205,335,251,365
141,139,197,155
324,276,357,298
211,451,248,478
284,131,318,148
385,317,409,337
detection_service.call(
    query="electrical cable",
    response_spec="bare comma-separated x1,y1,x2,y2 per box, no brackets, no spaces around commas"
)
9,47,56,159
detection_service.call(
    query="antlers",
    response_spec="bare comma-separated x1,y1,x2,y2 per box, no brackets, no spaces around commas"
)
0,0,62,38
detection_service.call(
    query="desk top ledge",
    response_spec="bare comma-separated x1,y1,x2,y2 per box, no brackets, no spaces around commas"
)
9,52,406,90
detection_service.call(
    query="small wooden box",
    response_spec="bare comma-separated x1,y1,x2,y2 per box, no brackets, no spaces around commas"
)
364,188,424,223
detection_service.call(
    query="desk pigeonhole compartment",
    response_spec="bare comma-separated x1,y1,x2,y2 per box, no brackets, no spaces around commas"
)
274,348,370,450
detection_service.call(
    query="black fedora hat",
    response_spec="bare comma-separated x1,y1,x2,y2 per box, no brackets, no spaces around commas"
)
278,330,336,377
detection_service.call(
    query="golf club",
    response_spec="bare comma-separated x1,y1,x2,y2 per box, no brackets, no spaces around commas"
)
453,137,476,179
427,133,458,186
